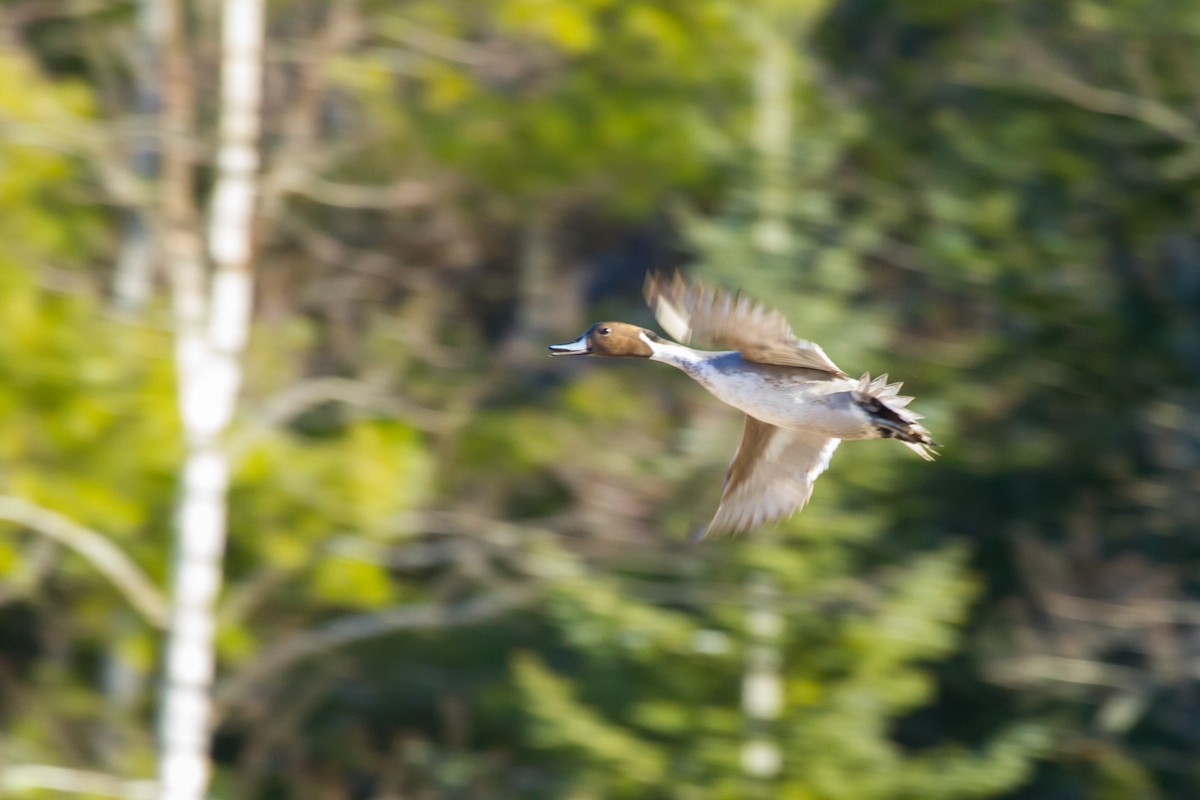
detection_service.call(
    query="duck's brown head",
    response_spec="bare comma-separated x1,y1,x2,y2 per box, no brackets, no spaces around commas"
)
547,322,661,358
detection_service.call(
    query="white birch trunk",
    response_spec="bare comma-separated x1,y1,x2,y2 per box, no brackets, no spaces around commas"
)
157,1,265,799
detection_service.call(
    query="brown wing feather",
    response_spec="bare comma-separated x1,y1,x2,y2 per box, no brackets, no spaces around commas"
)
644,271,846,376
704,416,841,536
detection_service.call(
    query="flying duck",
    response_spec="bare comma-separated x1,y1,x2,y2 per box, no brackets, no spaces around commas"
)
548,272,937,537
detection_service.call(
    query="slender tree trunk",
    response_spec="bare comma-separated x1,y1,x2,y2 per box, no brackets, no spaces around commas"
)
156,1,264,798
750,23,793,259
741,19,793,794
516,208,555,347
741,573,784,789
112,0,164,312
504,206,578,366
156,1,209,794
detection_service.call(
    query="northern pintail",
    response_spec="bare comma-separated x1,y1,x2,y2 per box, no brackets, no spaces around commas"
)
548,272,937,537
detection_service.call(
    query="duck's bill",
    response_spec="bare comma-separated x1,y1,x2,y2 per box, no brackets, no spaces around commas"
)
547,334,590,356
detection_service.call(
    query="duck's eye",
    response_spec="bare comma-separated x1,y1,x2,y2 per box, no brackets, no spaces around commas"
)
599,327,611,336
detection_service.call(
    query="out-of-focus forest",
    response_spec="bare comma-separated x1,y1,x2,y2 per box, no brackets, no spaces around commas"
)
1,0,1199,798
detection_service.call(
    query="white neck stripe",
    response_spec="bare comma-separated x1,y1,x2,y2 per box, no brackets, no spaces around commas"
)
643,333,707,371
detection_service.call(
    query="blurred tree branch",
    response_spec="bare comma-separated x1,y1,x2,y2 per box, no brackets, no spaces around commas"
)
0,0,125,25
233,376,455,449
0,119,150,207
214,583,540,718
274,175,438,210
1039,591,1200,627
987,653,1146,690
957,40,1200,148
1014,41,1199,145
0,496,168,627
1,764,156,799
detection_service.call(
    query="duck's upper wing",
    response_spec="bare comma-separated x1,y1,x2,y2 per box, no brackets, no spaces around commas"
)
645,271,846,376
703,416,840,537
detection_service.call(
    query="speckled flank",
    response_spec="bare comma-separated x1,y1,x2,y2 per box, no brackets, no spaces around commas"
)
668,351,874,439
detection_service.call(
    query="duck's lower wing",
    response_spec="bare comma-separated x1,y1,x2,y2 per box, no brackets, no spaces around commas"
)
703,416,840,538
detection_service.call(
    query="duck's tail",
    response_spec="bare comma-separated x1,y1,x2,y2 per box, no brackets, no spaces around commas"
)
854,372,939,461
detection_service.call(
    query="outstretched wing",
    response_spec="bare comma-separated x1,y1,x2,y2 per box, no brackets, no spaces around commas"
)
704,416,840,536
645,271,846,376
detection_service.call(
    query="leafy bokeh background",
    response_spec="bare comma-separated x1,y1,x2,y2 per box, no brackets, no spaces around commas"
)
2,0,1199,797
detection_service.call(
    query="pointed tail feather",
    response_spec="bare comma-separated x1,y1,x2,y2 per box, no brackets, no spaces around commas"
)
856,372,939,458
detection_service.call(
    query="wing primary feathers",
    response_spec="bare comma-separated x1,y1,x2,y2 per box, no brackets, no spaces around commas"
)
644,270,848,376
